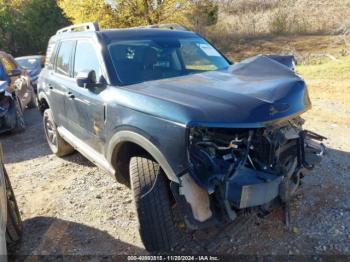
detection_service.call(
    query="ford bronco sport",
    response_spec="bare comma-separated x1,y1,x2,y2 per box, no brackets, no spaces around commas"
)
38,22,325,251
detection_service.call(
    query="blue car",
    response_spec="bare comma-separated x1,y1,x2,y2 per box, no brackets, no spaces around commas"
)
15,55,45,93
0,52,29,134
38,22,326,251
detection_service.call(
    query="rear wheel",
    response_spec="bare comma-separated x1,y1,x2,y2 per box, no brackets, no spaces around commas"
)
14,97,25,133
26,86,37,108
130,157,177,252
43,109,74,157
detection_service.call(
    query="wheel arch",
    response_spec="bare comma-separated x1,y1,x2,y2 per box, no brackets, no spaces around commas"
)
37,93,50,114
107,130,179,186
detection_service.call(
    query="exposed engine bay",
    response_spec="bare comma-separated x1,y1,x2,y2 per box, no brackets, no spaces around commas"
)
173,118,326,229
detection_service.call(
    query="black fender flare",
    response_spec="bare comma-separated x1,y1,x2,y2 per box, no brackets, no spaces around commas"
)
37,92,52,115
37,92,51,107
107,130,179,183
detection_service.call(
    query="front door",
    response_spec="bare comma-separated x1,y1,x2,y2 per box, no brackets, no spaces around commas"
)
65,39,107,153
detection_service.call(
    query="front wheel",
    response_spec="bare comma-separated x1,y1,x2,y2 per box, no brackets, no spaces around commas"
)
43,109,74,157
130,157,177,252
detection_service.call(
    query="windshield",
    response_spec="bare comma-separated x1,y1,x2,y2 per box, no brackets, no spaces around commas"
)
108,36,230,85
16,57,40,70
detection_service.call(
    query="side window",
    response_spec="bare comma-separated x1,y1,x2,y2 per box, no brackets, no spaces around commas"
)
0,56,15,74
73,41,102,80
55,40,75,77
46,38,57,69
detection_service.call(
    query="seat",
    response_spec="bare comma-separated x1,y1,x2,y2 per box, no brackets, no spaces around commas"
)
141,48,162,82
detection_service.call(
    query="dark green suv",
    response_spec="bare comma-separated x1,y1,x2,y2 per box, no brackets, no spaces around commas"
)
38,22,325,251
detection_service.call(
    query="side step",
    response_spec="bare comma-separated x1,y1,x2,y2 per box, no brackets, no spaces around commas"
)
57,126,115,175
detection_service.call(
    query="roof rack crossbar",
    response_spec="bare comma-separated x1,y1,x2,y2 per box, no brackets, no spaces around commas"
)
56,22,100,35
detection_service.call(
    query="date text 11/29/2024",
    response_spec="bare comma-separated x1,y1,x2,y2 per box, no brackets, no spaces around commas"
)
127,255,220,261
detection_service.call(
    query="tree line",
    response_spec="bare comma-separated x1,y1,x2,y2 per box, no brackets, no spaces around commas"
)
0,0,217,57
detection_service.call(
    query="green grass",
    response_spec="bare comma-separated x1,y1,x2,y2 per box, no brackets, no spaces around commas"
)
297,56,350,80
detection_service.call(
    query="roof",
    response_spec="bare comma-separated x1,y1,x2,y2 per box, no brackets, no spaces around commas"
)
55,28,198,43
99,28,197,41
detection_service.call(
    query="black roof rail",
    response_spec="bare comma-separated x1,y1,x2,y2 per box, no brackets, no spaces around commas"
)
133,23,189,31
56,22,100,35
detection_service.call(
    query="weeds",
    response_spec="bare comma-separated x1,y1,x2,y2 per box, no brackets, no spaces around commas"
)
206,0,350,52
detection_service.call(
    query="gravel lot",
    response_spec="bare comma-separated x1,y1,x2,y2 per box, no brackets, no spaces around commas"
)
1,83,350,257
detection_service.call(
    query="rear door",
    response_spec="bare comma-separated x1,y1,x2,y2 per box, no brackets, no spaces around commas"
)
49,40,76,127
65,39,107,152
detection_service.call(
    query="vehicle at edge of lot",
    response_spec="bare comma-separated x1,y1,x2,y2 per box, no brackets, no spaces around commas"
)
0,52,36,111
0,143,23,259
0,51,37,134
0,81,26,134
15,55,45,94
37,22,326,252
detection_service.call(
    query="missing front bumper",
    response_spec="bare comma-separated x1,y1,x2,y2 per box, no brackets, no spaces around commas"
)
225,166,283,209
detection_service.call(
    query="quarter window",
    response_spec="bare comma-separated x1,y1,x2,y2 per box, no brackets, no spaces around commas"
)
73,41,102,80
55,40,75,77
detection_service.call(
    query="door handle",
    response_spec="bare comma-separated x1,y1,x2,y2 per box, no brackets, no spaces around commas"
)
66,92,75,99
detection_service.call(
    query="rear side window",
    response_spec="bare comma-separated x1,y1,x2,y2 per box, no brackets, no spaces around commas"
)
55,40,75,77
73,41,102,80
45,37,57,69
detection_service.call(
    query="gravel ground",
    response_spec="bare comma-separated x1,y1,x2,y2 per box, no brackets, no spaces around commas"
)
1,88,349,257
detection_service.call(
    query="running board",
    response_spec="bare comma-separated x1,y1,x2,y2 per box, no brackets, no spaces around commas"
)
57,126,115,175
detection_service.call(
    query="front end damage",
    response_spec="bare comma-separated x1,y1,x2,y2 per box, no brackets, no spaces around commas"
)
172,118,326,229
0,82,18,134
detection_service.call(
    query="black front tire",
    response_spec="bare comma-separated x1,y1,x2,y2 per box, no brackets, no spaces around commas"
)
43,109,74,157
130,157,176,252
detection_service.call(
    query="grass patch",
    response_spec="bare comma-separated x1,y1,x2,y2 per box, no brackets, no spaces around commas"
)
297,56,350,80
221,35,348,64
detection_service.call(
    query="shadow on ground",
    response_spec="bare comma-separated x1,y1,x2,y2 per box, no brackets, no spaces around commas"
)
1,108,94,167
10,216,146,258
1,109,50,164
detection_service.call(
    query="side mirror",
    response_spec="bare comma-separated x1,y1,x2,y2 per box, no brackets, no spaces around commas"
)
8,68,21,77
76,70,97,88
76,70,106,90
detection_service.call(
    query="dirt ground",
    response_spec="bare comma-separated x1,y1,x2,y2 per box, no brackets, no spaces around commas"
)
1,80,350,257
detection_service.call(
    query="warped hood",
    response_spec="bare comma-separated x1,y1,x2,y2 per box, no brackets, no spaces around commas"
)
121,55,311,128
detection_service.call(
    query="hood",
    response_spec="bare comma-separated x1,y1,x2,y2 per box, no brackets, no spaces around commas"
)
118,55,311,128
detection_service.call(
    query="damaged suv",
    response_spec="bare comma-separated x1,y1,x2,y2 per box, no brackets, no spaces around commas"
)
38,23,325,251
